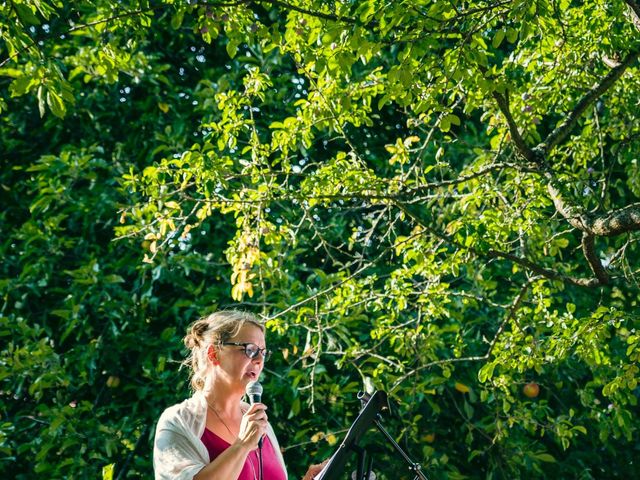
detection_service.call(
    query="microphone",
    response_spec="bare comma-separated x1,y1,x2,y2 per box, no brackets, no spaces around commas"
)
246,380,264,448
246,380,263,404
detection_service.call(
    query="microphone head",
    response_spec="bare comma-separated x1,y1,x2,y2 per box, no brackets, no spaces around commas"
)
246,380,263,403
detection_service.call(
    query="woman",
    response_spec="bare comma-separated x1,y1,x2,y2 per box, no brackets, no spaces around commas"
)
153,310,324,480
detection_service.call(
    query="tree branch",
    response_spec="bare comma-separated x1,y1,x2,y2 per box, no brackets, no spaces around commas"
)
266,259,372,321
0,5,162,68
391,278,534,391
115,425,150,480
402,162,512,195
584,204,640,236
258,0,357,24
395,202,605,288
485,249,601,287
453,0,513,18
483,276,535,358
492,90,538,163
0,1,251,68
540,47,640,154
581,232,610,285
626,0,640,28
66,6,160,33
547,181,640,236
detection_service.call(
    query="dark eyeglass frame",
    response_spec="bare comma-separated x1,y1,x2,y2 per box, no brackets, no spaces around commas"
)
222,342,271,360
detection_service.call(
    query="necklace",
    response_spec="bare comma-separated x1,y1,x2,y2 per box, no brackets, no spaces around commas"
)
205,400,258,480
206,400,236,438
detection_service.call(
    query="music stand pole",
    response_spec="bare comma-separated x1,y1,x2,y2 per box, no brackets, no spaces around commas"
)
315,391,388,480
373,416,429,480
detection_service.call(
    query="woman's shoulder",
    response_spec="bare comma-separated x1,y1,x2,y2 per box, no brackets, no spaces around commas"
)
157,393,205,434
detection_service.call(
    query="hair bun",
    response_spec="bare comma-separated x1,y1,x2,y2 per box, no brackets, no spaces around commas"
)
183,333,199,349
184,319,210,349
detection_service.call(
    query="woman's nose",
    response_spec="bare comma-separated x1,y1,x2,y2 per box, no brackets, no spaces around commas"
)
252,353,264,364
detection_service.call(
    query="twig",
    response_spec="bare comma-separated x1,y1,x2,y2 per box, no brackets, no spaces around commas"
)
257,0,357,24
390,278,535,391
540,47,640,154
115,424,151,480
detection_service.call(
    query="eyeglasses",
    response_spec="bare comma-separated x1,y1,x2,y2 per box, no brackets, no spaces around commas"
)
222,342,272,361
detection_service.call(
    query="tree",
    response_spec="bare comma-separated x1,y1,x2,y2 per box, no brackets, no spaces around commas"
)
2,1,640,478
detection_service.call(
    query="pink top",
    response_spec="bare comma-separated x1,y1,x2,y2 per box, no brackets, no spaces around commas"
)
201,428,287,480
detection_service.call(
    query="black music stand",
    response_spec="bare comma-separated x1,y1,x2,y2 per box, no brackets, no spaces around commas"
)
316,391,428,480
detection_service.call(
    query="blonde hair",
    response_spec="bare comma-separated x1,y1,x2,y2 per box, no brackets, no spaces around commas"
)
183,310,265,391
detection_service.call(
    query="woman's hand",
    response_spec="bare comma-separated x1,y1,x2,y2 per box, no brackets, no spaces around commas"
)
301,459,329,480
235,403,268,451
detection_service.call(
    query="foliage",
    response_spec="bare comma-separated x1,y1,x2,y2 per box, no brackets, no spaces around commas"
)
2,0,640,478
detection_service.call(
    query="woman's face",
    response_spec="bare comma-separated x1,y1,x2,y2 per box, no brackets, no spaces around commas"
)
215,323,266,387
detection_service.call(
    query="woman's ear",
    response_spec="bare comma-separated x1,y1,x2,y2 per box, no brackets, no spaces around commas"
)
207,345,219,364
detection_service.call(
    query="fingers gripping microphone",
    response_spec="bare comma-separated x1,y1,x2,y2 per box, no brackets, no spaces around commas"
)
246,381,264,448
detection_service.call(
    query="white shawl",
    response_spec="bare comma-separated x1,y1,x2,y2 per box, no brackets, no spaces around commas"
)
153,391,288,480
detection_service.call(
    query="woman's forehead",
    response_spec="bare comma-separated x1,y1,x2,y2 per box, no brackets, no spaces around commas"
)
231,323,265,342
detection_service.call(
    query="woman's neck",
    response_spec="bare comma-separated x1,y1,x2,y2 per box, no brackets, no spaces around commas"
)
202,378,244,417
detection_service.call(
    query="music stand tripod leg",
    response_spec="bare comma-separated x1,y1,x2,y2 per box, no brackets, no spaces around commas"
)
373,416,429,480
354,445,365,480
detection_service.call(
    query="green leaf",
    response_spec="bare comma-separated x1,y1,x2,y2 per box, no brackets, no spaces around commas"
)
533,453,557,463
171,11,184,30
440,116,451,132
102,463,115,480
15,3,41,25
226,40,239,59
492,30,505,49
46,90,66,118
9,76,34,97
506,27,518,43
478,363,495,383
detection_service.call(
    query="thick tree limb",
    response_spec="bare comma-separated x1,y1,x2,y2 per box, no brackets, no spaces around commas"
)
547,182,640,236
581,232,610,285
510,31,640,276
626,0,640,27
581,204,640,236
